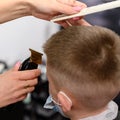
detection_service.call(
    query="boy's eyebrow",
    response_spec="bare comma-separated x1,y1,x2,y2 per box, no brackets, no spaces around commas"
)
51,0,120,22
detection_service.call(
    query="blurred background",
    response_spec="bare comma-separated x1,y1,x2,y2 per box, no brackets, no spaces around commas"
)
0,0,119,120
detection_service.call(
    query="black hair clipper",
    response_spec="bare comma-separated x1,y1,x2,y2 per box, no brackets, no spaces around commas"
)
19,48,43,71
19,48,43,94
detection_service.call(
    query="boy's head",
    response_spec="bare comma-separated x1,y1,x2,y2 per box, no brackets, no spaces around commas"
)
43,26,120,118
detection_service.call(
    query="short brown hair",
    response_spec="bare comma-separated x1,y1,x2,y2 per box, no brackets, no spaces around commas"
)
44,26,120,110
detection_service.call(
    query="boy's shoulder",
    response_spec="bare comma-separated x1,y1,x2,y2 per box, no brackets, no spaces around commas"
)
114,111,120,120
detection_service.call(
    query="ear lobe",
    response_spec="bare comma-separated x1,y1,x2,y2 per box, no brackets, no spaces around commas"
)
57,91,72,112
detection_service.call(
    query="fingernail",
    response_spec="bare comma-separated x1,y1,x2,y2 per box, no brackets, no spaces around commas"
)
15,61,21,67
72,17,80,21
73,6,82,11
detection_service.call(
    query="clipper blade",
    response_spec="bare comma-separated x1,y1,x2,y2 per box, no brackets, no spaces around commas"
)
29,48,43,64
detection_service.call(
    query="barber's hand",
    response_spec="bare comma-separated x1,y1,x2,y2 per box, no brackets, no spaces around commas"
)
0,62,40,108
29,0,87,20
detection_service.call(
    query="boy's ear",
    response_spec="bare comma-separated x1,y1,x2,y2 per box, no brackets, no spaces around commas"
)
57,91,72,112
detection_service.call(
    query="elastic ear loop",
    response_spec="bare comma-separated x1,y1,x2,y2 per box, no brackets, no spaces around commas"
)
59,91,72,106
51,97,61,106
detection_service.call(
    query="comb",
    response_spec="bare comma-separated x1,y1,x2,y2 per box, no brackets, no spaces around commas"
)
51,0,120,22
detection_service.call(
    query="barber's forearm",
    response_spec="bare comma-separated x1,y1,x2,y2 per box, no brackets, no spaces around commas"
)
0,0,31,23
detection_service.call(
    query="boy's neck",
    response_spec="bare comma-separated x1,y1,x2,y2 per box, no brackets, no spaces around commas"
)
70,106,107,120
70,101,118,120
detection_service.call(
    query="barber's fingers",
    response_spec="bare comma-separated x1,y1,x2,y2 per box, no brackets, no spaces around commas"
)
55,18,80,27
56,4,81,15
14,61,21,70
73,1,87,8
11,78,37,93
22,78,38,88
12,87,35,102
33,12,53,21
75,19,91,26
11,94,27,104
57,18,91,27
16,95,27,102
57,0,76,6
67,18,91,26
17,69,40,80
9,61,21,71
56,0,87,14
57,0,87,8
23,86,35,93
55,1,85,14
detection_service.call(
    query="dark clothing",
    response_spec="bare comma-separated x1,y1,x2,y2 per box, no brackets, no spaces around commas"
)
114,111,120,120
114,94,120,110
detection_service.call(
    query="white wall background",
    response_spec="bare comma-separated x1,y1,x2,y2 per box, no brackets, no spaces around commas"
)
0,16,60,67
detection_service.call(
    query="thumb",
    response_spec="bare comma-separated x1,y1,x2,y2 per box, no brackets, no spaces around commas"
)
13,61,21,71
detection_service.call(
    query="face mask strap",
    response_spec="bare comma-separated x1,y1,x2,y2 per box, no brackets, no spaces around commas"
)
44,94,70,117
59,91,72,106
51,97,61,106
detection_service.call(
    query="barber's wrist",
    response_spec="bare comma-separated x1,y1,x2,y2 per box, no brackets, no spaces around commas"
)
0,0,32,23
16,0,32,17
